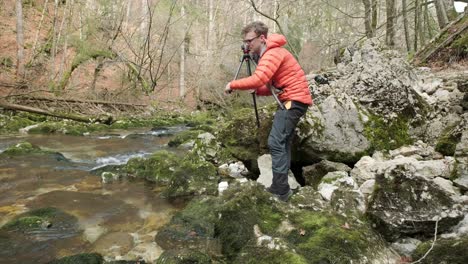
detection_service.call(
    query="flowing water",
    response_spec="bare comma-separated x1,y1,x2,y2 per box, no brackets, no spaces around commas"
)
0,127,188,263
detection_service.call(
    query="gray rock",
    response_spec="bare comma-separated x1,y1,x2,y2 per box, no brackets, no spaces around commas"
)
454,128,468,190
298,94,370,164
302,160,351,188
256,154,300,190
391,238,421,257
366,162,465,240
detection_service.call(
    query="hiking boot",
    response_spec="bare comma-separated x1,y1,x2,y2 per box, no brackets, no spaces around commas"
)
266,187,293,202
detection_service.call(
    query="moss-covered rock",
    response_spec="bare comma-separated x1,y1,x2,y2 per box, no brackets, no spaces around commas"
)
411,236,468,264
47,253,103,264
156,249,212,264
287,211,380,264
125,151,218,198
1,207,77,232
234,246,308,264
156,180,394,263
126,151,179,184
364,113,413,152
217,107,272,176
0,112,37,133
156,182,284,260
168,130,205,147
435,123,462,156
0,141,68,161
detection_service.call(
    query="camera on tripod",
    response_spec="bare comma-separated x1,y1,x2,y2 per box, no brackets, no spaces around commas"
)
241,43,250,54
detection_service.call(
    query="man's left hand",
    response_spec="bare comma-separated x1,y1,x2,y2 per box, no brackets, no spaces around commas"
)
224,83,232,95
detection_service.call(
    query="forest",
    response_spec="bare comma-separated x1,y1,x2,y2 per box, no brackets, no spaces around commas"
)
1,0,466,111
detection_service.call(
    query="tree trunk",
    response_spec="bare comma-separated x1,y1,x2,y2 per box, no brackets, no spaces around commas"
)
208,0,215,55
180,0,186,98
386,0,396,47
435,0,449,29
363,0,374,38
443,0,457,20
50,0,60,81
402,0,411,52
31,0,49,64
414,0,421,51
371,0,378,35
15,0,25,79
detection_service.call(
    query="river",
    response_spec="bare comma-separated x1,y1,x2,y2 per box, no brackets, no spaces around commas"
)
0,126,188,263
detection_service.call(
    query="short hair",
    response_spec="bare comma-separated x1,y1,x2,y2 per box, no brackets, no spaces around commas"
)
242,21,268,37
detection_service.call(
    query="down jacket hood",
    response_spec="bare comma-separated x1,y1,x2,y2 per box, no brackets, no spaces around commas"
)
266,34,287,50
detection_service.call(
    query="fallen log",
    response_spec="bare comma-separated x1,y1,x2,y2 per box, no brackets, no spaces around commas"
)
412,14,468,65
6,95,147,107
0,99,113,125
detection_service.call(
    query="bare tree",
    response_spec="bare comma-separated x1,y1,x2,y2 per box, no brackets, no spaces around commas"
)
180,0,186,97
402,0,411,52
363,0,374,38
386,0,396,47
15,0,25,79
435,0,449,29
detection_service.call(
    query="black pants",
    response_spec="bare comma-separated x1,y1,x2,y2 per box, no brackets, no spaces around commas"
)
267,101,308,195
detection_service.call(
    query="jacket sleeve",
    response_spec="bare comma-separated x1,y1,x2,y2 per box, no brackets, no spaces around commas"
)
230,48,283,90
256,84,272,96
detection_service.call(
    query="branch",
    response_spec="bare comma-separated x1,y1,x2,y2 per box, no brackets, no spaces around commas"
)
248,0,299,57
410,219,439,264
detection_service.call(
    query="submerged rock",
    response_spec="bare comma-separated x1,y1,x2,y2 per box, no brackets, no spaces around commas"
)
0,141,68,161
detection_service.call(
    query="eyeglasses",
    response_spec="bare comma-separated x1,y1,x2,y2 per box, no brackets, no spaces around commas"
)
243,35,260,44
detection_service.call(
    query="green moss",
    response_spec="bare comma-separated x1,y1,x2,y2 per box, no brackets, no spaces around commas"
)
0,141,55,156
125,150,179,184
452,33,468,54
435,124,462,156
411,236,468,264
156,249,212,264
164,155,218,197
125,150,219,197
257,203,282,235
236,246,308,264
2,207,64,231
288,211,375,264
364,113,413,151
168,130,204,147
48,253,103,264
0,113,36,133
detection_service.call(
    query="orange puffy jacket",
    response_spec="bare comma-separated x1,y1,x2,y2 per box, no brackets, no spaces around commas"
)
230,34,312,106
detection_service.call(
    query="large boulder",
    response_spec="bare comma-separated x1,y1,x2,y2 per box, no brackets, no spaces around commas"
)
366,161,465,240
297,94,371,164
333,39,427,120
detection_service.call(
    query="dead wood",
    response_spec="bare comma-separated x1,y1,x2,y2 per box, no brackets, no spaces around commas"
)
412,14,468,65
0,99,113,124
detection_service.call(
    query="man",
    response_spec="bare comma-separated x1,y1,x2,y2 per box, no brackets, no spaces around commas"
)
225,21,312,201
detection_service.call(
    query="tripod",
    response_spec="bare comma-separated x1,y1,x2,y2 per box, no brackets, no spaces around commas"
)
232,47,260,128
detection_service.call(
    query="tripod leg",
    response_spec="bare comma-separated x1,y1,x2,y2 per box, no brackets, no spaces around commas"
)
233,58,245,80
246,59,260,128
